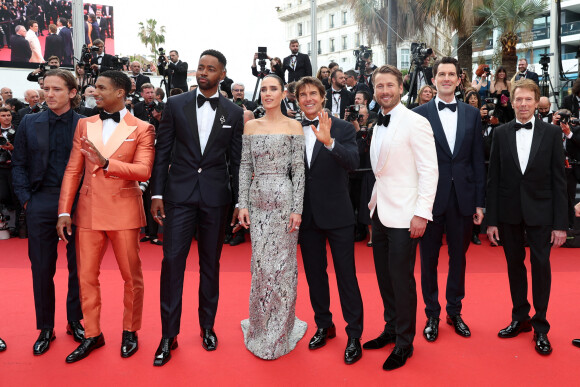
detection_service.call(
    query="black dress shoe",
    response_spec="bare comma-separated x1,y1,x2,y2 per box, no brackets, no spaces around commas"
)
153,337,178,366
66,320,85,343
229,233,245,246
150,238,163,246
33,329,55,355
140,236,151,242
223,234,233,244
498,320,532,338
308,324,336,350
65,333,105,363
344,337,362,364
423,317,440,342
363,330,396,349
383,346,414,371
573,339,580,348
534,332,552,355
121,331,138,358
471,233,482,245
201,329,218,351
0,337,6,352
446,315,471,337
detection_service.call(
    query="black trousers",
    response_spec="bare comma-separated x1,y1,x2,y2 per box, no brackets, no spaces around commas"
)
299,223,363,338
371,211,418,348
499,222,552,334
142,184,158,238
26,189,82,329
565,168,578,229
160,185,228,338
420,185,473,318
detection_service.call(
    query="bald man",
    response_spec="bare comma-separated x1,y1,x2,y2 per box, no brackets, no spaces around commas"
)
537,97,553,123
129,61,151,92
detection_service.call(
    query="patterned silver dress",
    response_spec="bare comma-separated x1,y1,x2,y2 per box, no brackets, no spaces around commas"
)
239,134,307,360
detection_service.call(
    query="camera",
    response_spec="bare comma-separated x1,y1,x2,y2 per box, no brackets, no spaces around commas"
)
539,53,553,73
483,67,491,75
157,48,167,71
345,104,360,122
557,111,580,126
483,99,496,120
353,45,372,72
0,128,16,164
111,55,129,71
410,42,433,66
253,105,266,119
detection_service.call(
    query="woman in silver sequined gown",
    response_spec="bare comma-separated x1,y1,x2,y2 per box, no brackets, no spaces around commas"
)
238,75,307,360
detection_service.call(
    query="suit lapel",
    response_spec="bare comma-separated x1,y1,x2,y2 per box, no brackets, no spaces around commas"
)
202,95,228,159
35,112,50,171
506,121,522,174
453,102,466,158
524,118,545,174
101,113,138,159
428,100,453,158
183,91,201,155
310,140,323,167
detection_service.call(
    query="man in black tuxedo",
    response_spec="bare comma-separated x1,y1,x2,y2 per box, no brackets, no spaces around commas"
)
150,49,243,366
95,9,108,38
11,69,84,355
280,81,299,118
325,69,354,120
164,50,188,93
129,61,151,92
487,79,567,356
537,96,554,123
413,57,486,342
16,89,41,124
514,58,540,85
57,17,73,66
44,24,64,62
282,39,312,83
10,25,32,63
90,39,114,74
562,79,580,118
295,76,364,365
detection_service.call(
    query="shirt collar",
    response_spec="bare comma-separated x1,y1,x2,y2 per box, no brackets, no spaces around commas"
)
516,116,535,129
379,102,404,125
196,89,220,99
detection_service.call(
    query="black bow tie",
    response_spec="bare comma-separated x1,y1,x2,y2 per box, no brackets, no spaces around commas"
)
99,111,120,123
332,90,341,95
291,54,297,57
49,114,68,125
197,94,219,110
376,113,391,127
438,101,457,112
514,121,533,131
302,119,319,127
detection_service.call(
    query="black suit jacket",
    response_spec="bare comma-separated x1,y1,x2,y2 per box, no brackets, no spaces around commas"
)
167,60,188,92
44,33,64,62
515,70,540,85
132,74,151,93
150,90,243,206
486,118,567,229
414,100,486,216
561,94,579,118
302,116,359,229
282,52,312,83
325,88,354,120
91,53,115,72
10,34,32,63
58,26,74,65
11,110,82,205
565,125,580,162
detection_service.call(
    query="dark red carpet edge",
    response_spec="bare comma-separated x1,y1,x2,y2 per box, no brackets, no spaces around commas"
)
0,235,579,386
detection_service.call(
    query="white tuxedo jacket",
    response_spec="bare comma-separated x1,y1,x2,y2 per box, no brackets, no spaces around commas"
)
368,103,439,228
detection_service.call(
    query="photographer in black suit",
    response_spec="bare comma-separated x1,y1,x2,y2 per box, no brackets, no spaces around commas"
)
90,39,114,74
295,76,363,365
325,69,354,119
514,58,540,85
129,61,151,92
164,50,188,93
282,39,312,83
487,79,567,356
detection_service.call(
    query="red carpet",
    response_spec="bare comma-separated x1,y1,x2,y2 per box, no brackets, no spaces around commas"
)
1,235,579,386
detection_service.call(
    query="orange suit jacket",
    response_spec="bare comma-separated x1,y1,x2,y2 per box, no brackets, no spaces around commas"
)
59,112,155,231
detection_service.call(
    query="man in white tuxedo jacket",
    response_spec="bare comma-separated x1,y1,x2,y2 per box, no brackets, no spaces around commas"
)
364,65,438,371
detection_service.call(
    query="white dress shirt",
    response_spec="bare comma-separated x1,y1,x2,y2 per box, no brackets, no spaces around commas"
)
371,103,405,167
330,88,341,117
196,90,219,154
102,108,128,145
303,120,318,167
435,96,458,154
515,118,535,172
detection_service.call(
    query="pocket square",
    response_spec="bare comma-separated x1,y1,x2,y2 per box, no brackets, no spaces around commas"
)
222,125,232,128
124,139,135,142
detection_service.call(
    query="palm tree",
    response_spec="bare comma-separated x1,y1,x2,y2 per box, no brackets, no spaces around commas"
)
473,0,546,77
416,0,483,79
137,19,166,61
347,0,424,66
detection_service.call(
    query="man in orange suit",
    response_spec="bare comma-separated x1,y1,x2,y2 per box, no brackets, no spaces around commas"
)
57,71,155,363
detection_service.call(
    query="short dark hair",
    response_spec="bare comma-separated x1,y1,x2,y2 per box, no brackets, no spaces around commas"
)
264,74,284,89
372,65,403,87
28,20,38,28
47,55,60,63
289,39,299,45
200,49,227,68
286,81,297,94
432,56,460,77
155,87,165,100
356,91,370,103
98,70,132,97
58,17,68,25
170,88,183,96
465,91,481,108
328,62,339,70
344,70,357,78
295,76,326,104
0,107,12,115
330,69,343,81
5,98,23,111
170,50,179,56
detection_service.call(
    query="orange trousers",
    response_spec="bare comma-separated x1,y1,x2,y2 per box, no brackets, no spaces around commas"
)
76,227,144,338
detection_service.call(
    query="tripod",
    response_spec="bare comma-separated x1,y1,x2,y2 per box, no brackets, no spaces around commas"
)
252,60,269,102
539,65,560,109
405,61,429,106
